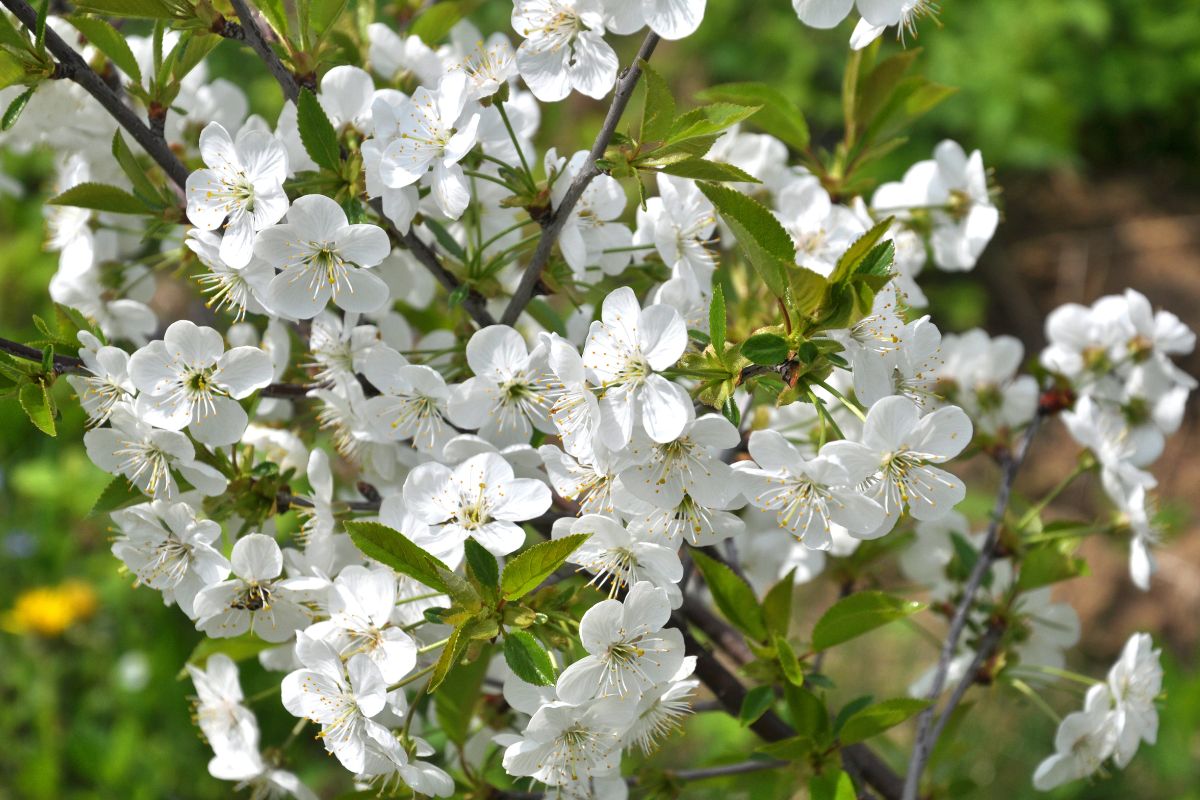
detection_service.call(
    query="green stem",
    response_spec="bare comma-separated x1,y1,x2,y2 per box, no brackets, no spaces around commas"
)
808,389,845,441
1018,459,1093,530
813,378,867,422
477,217,534,255
417,637,451,655
1009,677,1063,724
1018,664,1101,687
495,100,535,190
601,243,658,254
391,662,437,689
462,169,516,191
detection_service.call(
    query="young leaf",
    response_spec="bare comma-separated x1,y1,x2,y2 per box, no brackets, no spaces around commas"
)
739,685,775,726
709,282,727,356
831,217,892,284
184,634,273,670
667,103,761,145
741,332,789,366
763,568,795,638
343,520,452,594
639,60,675,144
690,548,767,642
809,770,856,800
503,630,556,686
18,380,55,436
2,86,35,131
435,641,492,745
91,475,146,515
0,52,24,93
464,537,500,590
775,635,804,687
71,0,177,18
309,0,350,38
111,131,162,207
297,88,341,172
408,1,464,46
837,698,930,745
47,182,146,215
811,591,925,651
67,16,142,82
696,82,810,151
655,158,760,183
1017,544,1088,591
699,182,793,300
500,533,590,600
428,623,469,692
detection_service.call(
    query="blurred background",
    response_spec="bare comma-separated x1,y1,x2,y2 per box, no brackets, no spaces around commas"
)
2,0,1199,797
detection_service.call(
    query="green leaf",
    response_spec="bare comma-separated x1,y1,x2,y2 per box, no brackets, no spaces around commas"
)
71,0,177,19
67,16,141,82
501,533,590,601
1017,544,1088,591
667,102,761,145
699,182,792,300
690,549,767,642
721,396,741,427
111,131,163,208
784,682,830,741
424,217,467,262
297,88,341,172
831,217,892,284
854,49,921,132
409,1,463,46
184,634,273,670
709,282,727,356
19,380,55,436
739,685,775,726
503,630,556,686
309,0,350,37
256,0,289,37
0,51,25,93
855,240,895,278
838,698,930,745
91,475,146,514
639,60,674,144
2,86,34,131
34,0,47,50
763,568,795,639
809,770,856,800
343,520,452,594
464,538,500,590
775,635,804,687
428,623,469,692
435,641,492,745
655,158,759,183
48,181,146,215
756,734,814,761
811,591,925,651
696,82,810,151
741,332,789,366
788,266,828,318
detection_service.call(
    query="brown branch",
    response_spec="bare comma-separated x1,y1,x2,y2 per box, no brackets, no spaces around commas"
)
902,415,1042,800
227,0,300,103
0,0,189,189
499,32,660,325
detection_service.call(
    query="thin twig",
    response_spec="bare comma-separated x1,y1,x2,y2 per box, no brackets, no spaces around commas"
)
0,0,189,189
499,32,660,326
902,416,1042,800
925,619,1007,749
227,0,300,103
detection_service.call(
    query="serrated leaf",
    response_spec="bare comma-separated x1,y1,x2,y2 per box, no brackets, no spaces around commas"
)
667,102,761,144
297,88,341,172
2,86,34,131
71,0,177,18
739,685,775,726
831,218,892,284
435,641,491,745
775,635,804,687
19,380,55,436
92,475,146,514
838,697,930,745
68,16,141,81
721,396,740,427
655,158,760,183
699,182,792,300
856,239,895,278
344,520,452,594
309,0,350,37
111,131,163,208
709,282,726,356
464,538,499,590
501,533,590,600
690,549,767,641
409,1,463,45
503,630,556,686
811,591,925,651
428,623,469,692
1017,544,1088,591
48,181,146,215
854,49,921,132
741,332,789,366
639,59,674,144
696,82,809,151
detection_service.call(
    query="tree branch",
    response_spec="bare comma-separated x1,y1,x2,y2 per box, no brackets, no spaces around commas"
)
498,32,660,326
227,0,300,103
0,0,189,189
902,415,1042,800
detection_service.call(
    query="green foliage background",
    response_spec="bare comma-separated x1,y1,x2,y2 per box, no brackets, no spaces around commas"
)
2,1,1199,797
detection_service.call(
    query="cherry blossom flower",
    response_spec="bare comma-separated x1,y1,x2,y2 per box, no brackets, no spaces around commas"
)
511,0,619,102
1032,684,1119,791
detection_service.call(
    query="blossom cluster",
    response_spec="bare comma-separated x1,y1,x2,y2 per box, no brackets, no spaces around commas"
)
0,0,1188,797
